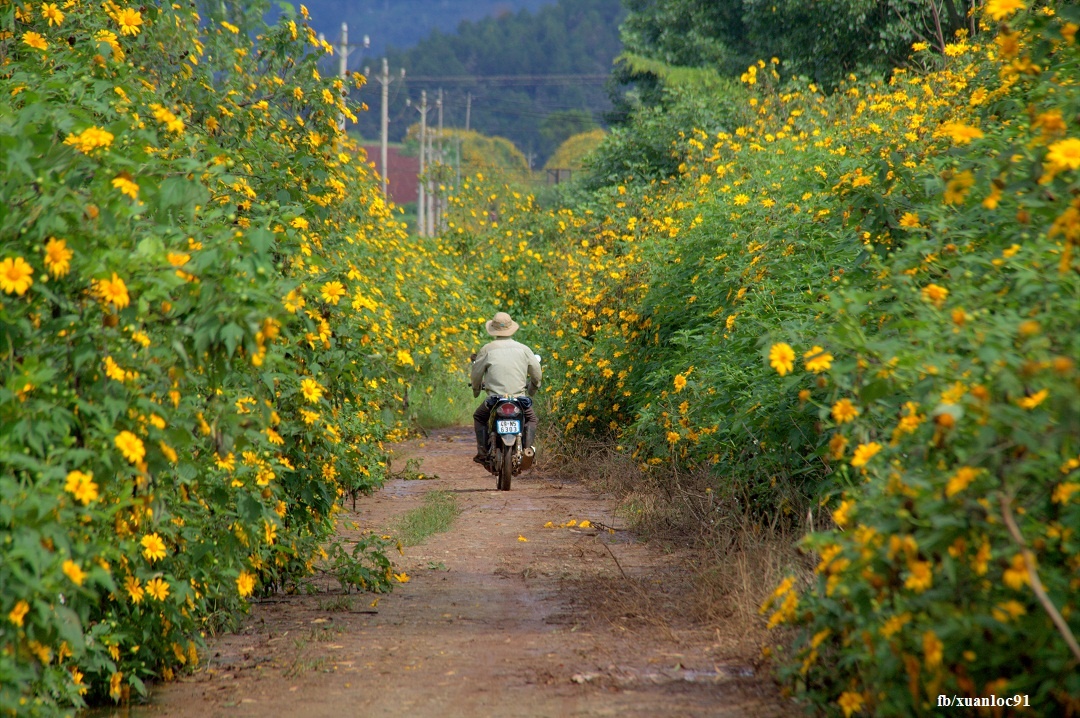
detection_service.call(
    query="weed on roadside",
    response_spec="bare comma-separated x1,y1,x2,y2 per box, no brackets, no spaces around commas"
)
391,491,461,547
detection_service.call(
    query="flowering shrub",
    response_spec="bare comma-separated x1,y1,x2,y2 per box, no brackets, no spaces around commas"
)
443,2,1079,714
762,6,1080,714
1,0,476,712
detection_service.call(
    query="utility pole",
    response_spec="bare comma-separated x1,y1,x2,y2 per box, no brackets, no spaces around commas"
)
435,88,444,233
426,102,435,237
337,23,348,132
379,59,391,197
366,60,402,198
416,90,428,237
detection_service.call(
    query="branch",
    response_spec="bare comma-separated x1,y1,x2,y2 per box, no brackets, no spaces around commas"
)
999,493,1080,664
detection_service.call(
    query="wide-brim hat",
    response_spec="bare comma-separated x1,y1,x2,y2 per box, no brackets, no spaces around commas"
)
486,311,519,337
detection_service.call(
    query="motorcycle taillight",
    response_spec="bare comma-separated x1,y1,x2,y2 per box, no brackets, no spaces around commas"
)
496,402,521,417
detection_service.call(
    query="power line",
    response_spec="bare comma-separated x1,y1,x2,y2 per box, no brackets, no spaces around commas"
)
401,74,611,85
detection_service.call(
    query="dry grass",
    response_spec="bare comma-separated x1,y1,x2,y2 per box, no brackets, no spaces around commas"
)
540,430,813,653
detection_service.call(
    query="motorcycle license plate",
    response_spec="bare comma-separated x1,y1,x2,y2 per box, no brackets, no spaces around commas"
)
496,419,520,434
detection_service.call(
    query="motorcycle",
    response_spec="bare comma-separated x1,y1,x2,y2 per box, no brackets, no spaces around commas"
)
483,396,535,491
472,353,541,491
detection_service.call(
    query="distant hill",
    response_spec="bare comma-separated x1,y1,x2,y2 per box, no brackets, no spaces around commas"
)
298,0,555,60
345,0,624,166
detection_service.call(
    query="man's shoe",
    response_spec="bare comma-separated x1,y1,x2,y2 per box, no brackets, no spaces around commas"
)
473,452,487,464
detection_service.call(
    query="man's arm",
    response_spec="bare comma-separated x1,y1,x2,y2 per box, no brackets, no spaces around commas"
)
526,348,542,395
470,347,488,398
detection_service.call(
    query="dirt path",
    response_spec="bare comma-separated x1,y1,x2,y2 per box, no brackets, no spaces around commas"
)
133,428,789,717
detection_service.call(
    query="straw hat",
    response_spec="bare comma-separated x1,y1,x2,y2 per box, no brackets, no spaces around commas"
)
485,311,519,337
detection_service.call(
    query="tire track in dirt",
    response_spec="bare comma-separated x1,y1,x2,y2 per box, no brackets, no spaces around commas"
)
128,428,790,717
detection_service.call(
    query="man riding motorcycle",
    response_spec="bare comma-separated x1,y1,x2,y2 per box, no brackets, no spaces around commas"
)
470,311,542,465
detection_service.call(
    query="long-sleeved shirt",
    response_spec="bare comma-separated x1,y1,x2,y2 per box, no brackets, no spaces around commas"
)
471,337,542,397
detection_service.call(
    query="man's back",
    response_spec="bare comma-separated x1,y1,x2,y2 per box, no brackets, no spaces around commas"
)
471,337,541,397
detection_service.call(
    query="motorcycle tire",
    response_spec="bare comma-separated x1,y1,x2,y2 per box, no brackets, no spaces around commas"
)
497,445,513,491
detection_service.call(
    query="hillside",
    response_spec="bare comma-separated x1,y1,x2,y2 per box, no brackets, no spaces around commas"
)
299,0,553,58
350,0,624,166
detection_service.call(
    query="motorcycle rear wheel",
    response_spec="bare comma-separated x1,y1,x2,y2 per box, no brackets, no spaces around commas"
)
497,445,513,491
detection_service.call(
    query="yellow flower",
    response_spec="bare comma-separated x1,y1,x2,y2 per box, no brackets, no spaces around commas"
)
922,630,943,669
992,600,1027,622
321,281,346,304
733,193,749,206
300,377,324,403
22,32,48,51
96,273,130,308
768,342,795,376
666,430,681,443
146,577,170,601
1002,553,1030,590
114,7,143,36
109,672,123,700
215,452,236,471
94,29,124,59
111,176,139,199
831,398,859,424
945,466,979,498
236,570,256,597
394,572,410,583
396,349,414,366
1052,482,1079,504
832,500,854,528
880,612,911,638
898,212,921,228
43,238,72,278
71,667,87,695
290,216,309,230
0,257,34,296
943,170,974,205
673,373,687,392
8,600,30,627
940,122,984,145
150,104,185,134
141,533,167,562
904,560,932,593
803,346,833,374
837,691,865,717
124,575,144,604
1017,389,1048,410
62,560,87,586
920,283,948,307
828,433,848,459
114,431,145,464
64,470,99,505
517,535,528,542
985,0,1025,21
63,127,114,154
159,441,178,463
850,442,882,468
41,3,64,26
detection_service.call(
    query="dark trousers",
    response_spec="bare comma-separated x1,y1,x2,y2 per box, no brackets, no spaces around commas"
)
474,396,537,447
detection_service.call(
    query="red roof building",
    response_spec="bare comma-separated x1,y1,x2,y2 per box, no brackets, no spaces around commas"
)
361,145,420,205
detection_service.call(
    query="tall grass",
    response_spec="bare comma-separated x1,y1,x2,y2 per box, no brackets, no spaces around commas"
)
410,370,477,430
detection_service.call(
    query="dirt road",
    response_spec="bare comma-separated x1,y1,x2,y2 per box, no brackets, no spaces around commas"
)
131,428,789,717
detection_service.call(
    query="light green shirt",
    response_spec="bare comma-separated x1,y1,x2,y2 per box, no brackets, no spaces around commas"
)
471,337,542,398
